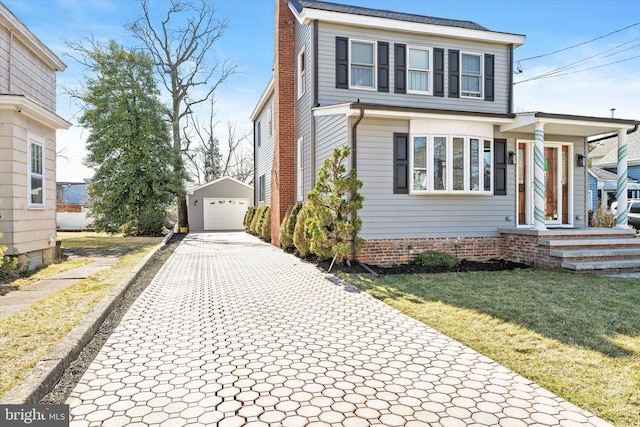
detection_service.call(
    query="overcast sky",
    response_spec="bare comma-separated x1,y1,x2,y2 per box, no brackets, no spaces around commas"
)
4,0,640,182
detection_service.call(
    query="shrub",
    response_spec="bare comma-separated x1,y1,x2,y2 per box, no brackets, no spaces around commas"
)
293,204,311,257
280,203,302,249
250,206,264,235
306,146,364,264
593,201,616,228
244,206,256,230
136,205,169,236
260,206,271,241
414,251,459,269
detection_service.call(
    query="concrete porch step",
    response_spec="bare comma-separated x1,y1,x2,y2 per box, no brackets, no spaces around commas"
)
540,238,640,247
549,248,640,259
562,259,640,271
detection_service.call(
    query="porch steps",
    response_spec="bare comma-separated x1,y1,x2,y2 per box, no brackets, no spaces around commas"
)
545,236,640,272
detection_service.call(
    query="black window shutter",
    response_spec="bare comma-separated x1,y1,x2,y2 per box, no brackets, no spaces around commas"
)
336,37,349,89
378,42,389,92
448,49,459,98
394,133,409,194
394,44,406,94
494,139,507,196
434,48,444,97
485,54,495,101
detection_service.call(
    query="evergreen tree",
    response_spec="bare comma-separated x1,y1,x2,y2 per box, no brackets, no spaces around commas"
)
75,40,186,235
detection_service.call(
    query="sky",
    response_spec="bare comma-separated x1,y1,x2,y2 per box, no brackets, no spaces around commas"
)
3,0,640,182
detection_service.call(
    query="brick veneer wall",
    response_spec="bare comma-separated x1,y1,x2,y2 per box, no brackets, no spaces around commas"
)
270,0,296,246
358,237,502,266
499,233,555,268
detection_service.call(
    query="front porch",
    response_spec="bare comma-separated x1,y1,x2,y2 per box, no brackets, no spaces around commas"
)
499,227,640,272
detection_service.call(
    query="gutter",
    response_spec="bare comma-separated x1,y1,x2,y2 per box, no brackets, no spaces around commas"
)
588,124,639,145
350,107,365,261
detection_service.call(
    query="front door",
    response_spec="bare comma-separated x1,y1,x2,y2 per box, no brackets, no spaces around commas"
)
517,142,572,227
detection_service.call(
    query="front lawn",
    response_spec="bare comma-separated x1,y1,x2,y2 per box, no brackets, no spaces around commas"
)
343,269,640,427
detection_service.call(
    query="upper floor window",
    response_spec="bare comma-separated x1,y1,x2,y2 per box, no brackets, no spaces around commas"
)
411,134,492,194
350,40,375,89
408,47,431,94
256,120,262,147
298,48,306,99
461,53,483,98
29,137,45,207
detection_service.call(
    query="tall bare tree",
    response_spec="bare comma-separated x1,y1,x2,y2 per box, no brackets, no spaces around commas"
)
128,0,240,228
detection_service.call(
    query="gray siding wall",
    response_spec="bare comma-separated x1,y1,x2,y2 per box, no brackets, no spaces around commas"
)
254,95,275,206
295,20,313,201
314,114,349,177
357,118,517,239
317,22,511,114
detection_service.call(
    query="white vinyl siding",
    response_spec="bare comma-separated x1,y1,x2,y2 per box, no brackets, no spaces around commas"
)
317,22,510,114
254,96,274,206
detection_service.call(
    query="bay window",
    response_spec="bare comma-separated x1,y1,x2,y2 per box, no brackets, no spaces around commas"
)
412,135,492,194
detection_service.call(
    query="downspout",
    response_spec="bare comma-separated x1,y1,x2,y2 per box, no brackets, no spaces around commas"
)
508,44,514,115
588,124,638,145
311,20,318,186
350,107,365,261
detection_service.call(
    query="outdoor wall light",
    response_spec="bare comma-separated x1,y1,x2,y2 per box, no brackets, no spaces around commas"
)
576,154,586,167
194,200,199,207
506,215,514,221
507,151,516,165
576,214,584,221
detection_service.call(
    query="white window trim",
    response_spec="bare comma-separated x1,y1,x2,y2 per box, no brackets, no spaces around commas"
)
460,51,483,99
407,46,433,95
297,137,304,201
297,47,306,99
410,134,493,195
349,39,377,91
28,133,46,208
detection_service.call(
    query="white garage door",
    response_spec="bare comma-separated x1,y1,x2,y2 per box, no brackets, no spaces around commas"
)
203,198,250,231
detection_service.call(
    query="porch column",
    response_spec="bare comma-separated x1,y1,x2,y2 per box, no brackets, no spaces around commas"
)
533,122,547,230
616,129,629,228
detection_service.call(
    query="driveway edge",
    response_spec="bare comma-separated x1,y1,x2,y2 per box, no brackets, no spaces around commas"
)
0,232,175,404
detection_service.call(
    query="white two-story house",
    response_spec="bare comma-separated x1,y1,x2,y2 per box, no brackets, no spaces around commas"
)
0,3,70,268
252,0,640,270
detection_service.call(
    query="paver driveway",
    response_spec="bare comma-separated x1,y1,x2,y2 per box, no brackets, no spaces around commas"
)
67,232,611,427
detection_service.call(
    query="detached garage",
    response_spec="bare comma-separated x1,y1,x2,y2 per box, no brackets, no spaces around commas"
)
187,177,254,232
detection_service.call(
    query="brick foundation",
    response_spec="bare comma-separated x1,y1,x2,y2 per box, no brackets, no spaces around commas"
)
358,236,501,267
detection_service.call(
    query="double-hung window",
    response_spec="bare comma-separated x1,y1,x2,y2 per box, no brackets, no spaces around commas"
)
350,41,375,89
29,136,45,207
461,53,482,98
297,137,304,201
412,135,492,194
297,48,306,99
408,47,431,94
258,174,265,202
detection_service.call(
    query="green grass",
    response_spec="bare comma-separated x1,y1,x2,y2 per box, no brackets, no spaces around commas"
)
0,232,163,398
343,269,640,427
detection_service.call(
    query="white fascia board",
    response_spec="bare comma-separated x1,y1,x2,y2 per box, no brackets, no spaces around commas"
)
188,176,253,194
361,109,513,124
294,7,525,47
312,103,354,117
0,4,67,71
250,76,275,121
0,95,71,129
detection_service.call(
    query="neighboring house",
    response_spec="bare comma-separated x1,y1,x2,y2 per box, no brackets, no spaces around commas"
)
186,176,254,232
252,0,640,268
0,3,70,268
588,167,640,213
56,181,92,229
588,131,640,212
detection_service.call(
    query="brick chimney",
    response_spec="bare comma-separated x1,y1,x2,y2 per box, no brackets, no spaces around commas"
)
271,0,296,246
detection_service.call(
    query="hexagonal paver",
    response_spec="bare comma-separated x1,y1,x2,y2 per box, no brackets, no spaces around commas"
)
65,233,615,427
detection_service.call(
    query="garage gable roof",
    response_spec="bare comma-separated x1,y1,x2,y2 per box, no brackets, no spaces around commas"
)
188,176,253,194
